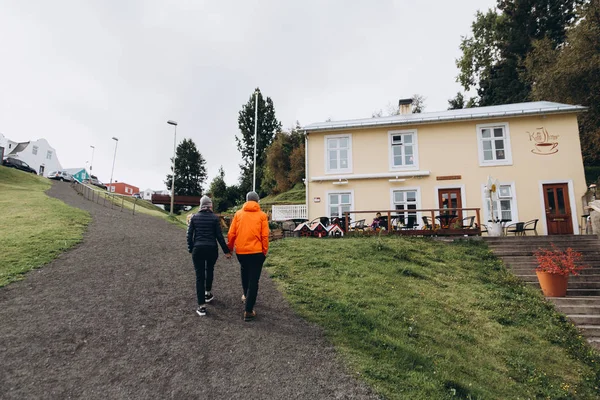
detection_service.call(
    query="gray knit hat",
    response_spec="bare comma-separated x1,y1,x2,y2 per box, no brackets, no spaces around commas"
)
200,195,213,209
246,191,259,202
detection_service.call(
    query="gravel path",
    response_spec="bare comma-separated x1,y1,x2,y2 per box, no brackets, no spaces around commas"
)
0,181,376,399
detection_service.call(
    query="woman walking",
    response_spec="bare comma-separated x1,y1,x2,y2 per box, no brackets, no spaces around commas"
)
187,195,231,316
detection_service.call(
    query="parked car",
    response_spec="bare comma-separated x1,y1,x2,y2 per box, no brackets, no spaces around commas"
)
132,193,142,199
47,170,73,182
88,175,107,190
1,157,37,174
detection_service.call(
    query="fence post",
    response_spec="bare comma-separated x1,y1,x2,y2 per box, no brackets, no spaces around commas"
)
387,211,391,234
121,196,124,212
133,198,137,215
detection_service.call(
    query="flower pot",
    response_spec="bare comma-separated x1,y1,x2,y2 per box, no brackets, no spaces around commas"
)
535,271,569,297
487,222,503,237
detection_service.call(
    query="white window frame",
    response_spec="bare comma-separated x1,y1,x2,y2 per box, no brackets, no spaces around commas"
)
46,150,53,160
389,187,422,227
480,182,519,224
32,145,38,155
326,190,354,221
476,122,513,166
388,129,419,171
324,133,352,174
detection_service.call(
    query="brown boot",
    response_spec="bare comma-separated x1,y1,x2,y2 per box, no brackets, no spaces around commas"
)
243,310,256,322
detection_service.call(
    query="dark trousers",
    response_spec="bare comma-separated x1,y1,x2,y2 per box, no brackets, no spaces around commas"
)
237,253,265,313
192,246,218,305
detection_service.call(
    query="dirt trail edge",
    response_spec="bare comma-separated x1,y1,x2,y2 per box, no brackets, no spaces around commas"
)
0,182,376,400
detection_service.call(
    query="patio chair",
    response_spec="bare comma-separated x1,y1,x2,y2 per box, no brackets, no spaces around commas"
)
522,219,539,235
349,219,366,231
505,222,525,236
422,216,433,230
461,216,475,229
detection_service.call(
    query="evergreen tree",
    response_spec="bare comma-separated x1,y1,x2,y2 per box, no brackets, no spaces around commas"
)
263,123,305,194
236,88,281,196
164,138,207,196
208,166,229,212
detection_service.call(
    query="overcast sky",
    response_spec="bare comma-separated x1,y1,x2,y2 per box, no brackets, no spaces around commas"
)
0,0,496,190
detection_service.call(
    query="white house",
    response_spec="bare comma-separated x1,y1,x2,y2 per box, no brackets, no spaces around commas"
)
141,188,155,201
0,133,18,160
2,136,62,177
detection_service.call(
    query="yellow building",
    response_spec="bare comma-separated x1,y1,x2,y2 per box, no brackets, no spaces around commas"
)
303,101,588,235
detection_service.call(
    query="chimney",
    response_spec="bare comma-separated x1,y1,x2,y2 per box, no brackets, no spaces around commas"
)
398,98,412,115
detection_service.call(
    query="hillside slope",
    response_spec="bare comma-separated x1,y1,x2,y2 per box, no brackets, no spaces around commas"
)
0,166,90,286
266,237,600,399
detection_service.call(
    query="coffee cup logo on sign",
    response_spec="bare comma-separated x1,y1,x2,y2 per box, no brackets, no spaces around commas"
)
528,127,559,155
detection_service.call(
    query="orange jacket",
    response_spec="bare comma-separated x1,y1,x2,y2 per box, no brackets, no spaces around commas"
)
227,201,270,255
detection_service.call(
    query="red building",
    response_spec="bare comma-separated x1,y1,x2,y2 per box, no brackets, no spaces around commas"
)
106,182,140,196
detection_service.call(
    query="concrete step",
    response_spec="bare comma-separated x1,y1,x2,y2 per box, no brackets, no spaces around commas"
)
568,289,600,296
489,246,600,254
483,234,598,242
517,274,600,283
548,296,600,306
492,250,600,257
509,268,600,276
526,281,600,289
580,326,600,338
553,305,600,315
567,314,600,325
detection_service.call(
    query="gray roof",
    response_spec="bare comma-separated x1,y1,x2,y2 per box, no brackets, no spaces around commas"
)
302,101,587,132
63,168,86,174
8,142,30,156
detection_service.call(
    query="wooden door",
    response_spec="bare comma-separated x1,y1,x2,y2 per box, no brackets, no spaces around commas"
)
438,188,463,222
543,183,573,235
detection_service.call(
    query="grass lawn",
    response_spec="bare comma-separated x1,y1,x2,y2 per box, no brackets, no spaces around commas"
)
260,183,305,210
0,167,90,287
266,237,600,399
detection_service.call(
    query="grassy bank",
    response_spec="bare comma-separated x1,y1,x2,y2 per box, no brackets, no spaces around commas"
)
0,167,90,287
266,237,600,399
260,183,305,210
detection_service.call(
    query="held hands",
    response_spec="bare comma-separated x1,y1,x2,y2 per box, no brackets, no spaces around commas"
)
225,253,232,259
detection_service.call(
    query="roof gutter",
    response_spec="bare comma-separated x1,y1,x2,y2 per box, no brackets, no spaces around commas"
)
310,170,430,182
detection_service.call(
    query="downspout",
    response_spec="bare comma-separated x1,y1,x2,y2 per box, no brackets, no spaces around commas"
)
304,131,309,221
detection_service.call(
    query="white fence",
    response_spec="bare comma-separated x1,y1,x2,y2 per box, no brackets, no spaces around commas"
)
271,204,307,221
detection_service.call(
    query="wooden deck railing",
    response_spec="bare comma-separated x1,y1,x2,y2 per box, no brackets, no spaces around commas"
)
343,208,481,236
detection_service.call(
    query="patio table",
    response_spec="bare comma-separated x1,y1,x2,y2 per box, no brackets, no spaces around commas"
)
435,214,458,228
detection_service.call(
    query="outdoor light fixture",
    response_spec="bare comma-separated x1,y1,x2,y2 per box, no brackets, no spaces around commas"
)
167,120,178,215
332,179,348,185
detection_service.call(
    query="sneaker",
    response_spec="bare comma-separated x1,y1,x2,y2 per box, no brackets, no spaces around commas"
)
205,292,214,303
241,294,246,303
243,310,256,322
196,306,207,316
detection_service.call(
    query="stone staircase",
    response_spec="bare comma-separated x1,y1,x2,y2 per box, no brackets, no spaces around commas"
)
484,235,600,350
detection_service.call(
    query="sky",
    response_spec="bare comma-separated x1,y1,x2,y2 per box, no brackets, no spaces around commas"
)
0,0,497,190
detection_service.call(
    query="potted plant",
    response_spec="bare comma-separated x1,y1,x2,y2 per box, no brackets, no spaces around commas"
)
534,244,588,297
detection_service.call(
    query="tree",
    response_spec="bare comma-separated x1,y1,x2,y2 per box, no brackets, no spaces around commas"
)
164,138,207,196
525,0,600,165
208,166,228,212
411,94,426,113
263,122,305,194
456,0,583,106
448,92,465,110
236,88,282,196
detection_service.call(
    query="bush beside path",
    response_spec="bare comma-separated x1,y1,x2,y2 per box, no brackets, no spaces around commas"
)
0,182,375,399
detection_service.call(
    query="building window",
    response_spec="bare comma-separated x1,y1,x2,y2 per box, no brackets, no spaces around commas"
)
392,189,418,226
125,187,132,194
477,123,512,166
325,134,352,173
389,130,418,169
110,186,115,193
46,151,53,160
32,146,38,155
484,184,516,222
328,192,352,219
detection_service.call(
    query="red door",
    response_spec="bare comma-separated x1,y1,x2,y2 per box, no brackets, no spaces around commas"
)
438,188,462,226
543,183,573,235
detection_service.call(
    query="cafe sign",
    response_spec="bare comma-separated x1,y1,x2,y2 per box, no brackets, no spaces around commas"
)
528,127,559,155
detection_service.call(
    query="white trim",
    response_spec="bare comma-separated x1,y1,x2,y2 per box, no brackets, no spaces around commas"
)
326,189,355,220
476,122,513,167
311,170,430,182
389,186,422,227
537,180,578,235
324,133,352,174
388,129,419,171
480,182,519,225
305,135,309,213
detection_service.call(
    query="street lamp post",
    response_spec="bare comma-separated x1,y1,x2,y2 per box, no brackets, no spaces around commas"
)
167,120,178,216
109,137,119,193
253,90,258,192
89,145,95,173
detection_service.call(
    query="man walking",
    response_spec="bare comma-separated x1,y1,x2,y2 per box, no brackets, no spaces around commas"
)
187,195,231,316
227,191,269,321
